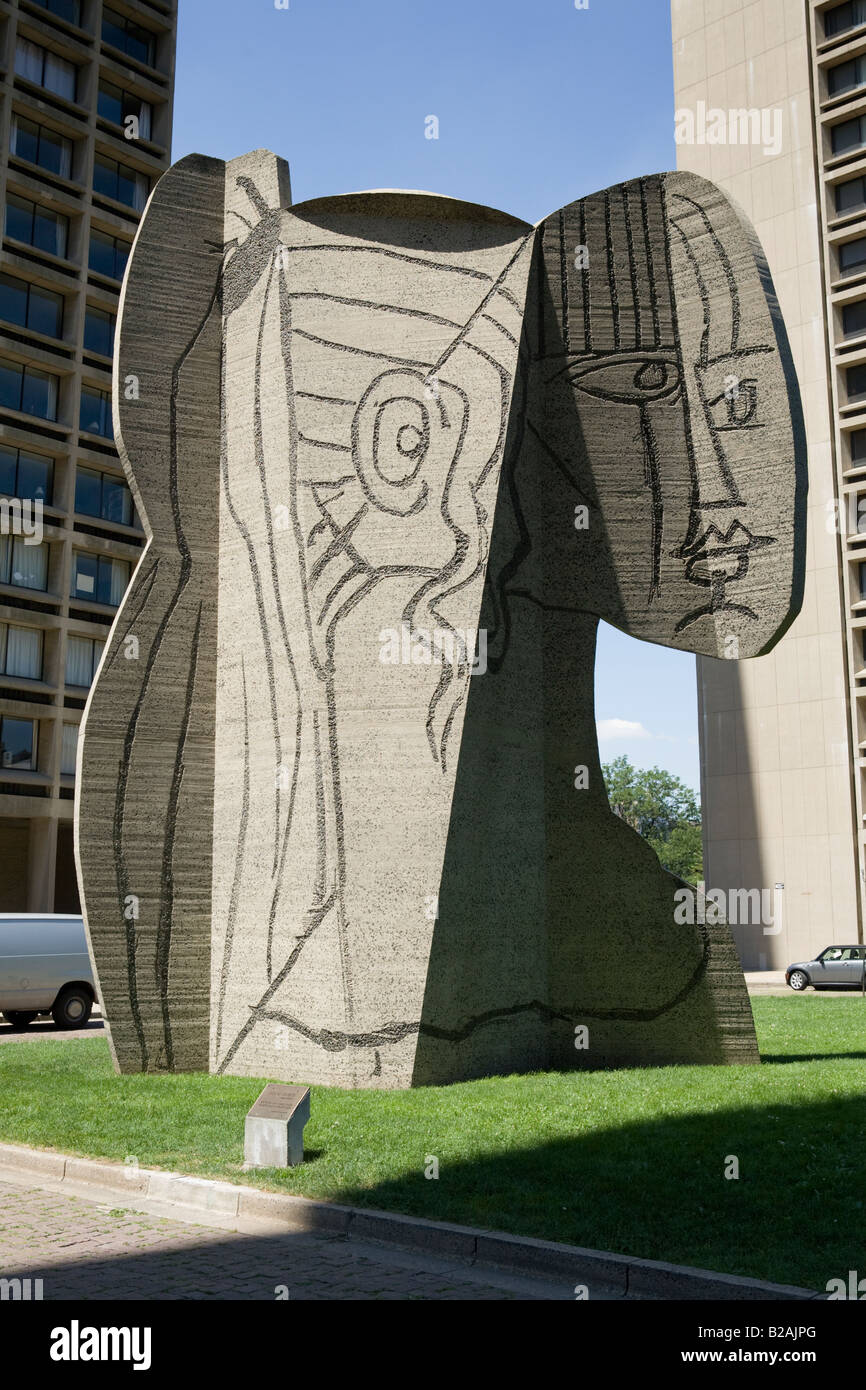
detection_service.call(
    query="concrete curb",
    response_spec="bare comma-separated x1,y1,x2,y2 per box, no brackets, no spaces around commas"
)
0,1142,821,1301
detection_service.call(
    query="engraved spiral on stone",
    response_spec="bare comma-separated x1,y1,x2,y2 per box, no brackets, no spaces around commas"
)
351,368,455,516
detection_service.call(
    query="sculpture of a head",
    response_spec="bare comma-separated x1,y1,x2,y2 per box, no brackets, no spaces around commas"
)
493,170,806,667
75,151,806,1086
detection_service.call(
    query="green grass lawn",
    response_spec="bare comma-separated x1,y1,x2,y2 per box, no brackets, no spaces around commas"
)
0,996,864,1290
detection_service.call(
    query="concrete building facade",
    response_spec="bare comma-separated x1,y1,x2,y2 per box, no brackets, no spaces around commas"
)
672,0,866,967
0,0,175,912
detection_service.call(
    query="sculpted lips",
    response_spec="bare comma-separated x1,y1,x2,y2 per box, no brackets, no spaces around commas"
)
679,519,775,587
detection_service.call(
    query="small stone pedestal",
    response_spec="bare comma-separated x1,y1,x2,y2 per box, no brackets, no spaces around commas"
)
244,1083,310,1168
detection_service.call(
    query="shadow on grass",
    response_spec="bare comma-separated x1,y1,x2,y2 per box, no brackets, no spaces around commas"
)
317,1092,865,1291
6,1092,863,1296
761,1052,866,1064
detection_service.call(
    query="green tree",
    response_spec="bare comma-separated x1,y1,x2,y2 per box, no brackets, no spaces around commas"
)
602,754,703,884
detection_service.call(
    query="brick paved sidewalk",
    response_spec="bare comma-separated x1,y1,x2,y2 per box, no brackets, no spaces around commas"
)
0,1177,582,1300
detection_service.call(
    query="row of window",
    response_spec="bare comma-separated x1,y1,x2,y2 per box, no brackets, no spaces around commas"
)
14,35,157,134
0,715,78,776
0,620,103,688
0,535,129,605
0,269,116,352
23,6,160,69
0,356,114,437
0,445,134,524
10,116,151,212
5,192,132,283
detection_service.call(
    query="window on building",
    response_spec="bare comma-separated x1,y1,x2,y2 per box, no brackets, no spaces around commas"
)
826,1,866,39
97,82,153,141
0,358,58,420
859,560,866,598
60,722,78,776
75,465,131,525
10,116,72,179
848,363,866,401
0,535,49,591
840,237,866,277
102,7,156,67
829,53,866,97
835,175,866,216
843,300,866,337
70,551,128,606
0,445,53,504
831,114,866,156
32,0,81,23
88,230,130,281
5,195,68,259
79,386,113,438
65,634,104,687
15,39,77,102
0,273,63,338
93,155,148,212
851,428,866,464
0,623,43,680
83,306,116,357
0,716,36,770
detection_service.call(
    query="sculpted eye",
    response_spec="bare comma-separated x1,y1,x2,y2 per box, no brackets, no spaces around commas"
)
705,380,759,429
567,357,682,405
635,362,667,390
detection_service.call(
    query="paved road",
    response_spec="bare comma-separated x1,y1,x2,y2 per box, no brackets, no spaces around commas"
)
0,1014,105,1044
0,1176,588,1301
744,971,865,997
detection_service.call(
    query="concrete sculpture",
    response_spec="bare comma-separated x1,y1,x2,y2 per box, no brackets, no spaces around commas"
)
75,150,806,1087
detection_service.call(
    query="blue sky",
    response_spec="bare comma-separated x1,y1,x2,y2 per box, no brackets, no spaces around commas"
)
172,0,701,791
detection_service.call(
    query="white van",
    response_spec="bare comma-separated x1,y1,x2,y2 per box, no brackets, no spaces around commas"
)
0,915,96,1029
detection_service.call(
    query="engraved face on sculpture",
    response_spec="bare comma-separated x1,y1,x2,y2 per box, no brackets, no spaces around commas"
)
513,173,805,660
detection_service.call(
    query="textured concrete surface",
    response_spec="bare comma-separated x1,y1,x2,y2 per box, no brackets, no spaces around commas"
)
76,151,806,1086
75,154,224,1076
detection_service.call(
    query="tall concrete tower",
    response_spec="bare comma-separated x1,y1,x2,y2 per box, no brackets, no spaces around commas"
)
672,0,866,966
